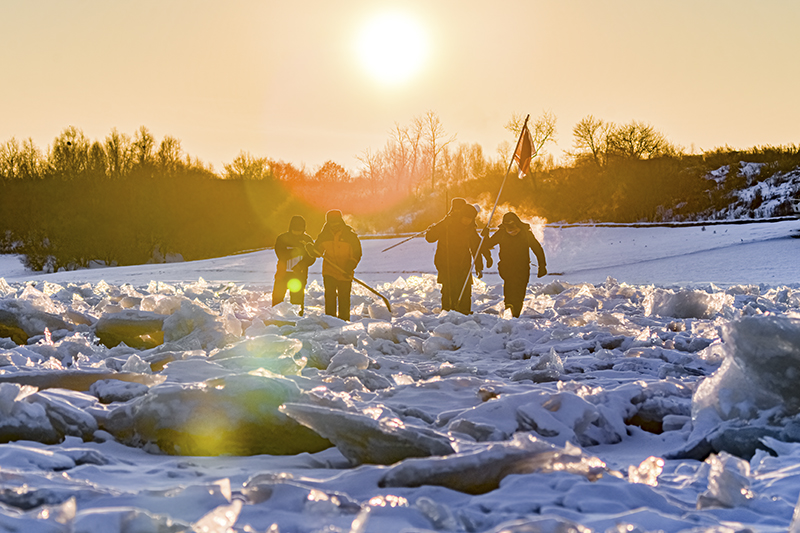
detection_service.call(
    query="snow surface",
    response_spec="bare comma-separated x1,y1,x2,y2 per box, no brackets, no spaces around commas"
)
0,219,799,533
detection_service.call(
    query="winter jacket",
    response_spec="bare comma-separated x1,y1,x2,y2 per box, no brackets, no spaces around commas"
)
274,231,316,274
425,214,486,285
313,222,362,281
485,221,546,280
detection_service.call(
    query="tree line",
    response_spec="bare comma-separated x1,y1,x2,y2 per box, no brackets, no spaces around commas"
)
2,115,798,271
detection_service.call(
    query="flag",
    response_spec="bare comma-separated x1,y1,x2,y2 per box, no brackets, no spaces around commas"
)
513,123,533,178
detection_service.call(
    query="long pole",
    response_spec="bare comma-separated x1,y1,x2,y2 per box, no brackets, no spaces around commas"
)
381,230,427,253
457,114,531,304
323,258,392,313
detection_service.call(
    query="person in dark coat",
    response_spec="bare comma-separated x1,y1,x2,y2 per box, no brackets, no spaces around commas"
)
425,198,489,315
272,215,316,315
312,210,362,321
483,211,547,317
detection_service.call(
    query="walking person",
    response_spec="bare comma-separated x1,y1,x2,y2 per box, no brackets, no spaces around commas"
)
425,198,489,315
312,210,362,321
483,211,547,318
272,215,316,316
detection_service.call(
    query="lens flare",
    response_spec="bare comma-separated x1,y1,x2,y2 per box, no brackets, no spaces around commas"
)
287,278,302,293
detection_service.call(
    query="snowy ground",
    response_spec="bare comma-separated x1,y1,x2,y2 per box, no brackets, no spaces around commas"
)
0,219,799,533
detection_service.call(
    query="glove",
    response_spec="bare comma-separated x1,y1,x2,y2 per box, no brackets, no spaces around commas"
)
537,265,547,278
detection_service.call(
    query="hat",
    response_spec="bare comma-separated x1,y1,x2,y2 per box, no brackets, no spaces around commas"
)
449,197,467,215
461,203,478,219
289,215,306,232
502,212,522,225
326,209,344,223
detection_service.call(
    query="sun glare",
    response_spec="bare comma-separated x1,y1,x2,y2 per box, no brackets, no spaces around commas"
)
356,13,427,85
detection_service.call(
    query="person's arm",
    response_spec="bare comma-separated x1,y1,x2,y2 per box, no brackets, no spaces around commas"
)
480,229,498,268
298,234,317,268
528,231,547,277
348,233,363,272
424,219,445,243
274,234,292,261
470,229,485,276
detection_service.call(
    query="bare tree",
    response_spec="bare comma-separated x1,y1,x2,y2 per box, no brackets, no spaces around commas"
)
157,135,184,174
607,120,671,160
87,141,108,178
356,148,383,185
18,138,45,180
131,126,156,169
415,111,456,191
314,160,350,182
0,138,21,180
571,115,610,168
49,126,90,179
104,128,132,179
223,151,271,180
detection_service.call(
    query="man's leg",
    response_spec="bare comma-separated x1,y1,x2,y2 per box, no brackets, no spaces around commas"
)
272,272,288,306
440,280,454,311
456,280,472,315
505,276,526,317
338,279,352,321
323,276,338,317
288,275,306,315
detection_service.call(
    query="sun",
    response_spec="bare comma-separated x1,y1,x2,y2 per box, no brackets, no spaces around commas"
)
356,12,427,85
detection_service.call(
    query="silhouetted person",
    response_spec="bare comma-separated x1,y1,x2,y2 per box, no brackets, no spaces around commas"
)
425,198,488,314
272,215,316,315
313,210,362,321
483,211,547,317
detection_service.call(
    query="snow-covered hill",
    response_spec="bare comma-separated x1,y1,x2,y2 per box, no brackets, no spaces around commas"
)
702,162,800,220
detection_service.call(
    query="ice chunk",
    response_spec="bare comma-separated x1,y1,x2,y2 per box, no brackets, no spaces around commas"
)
27,389,100,440
516,390,602,447
368,303,392,321
162,299,237,350
0,383,59,444
128,372,330,456
422,336,455,356
366,321,394,341
697,451,754,509
644,288,731,319
0,298,73,344
692,357,781,421
0,442,75,470
89,379,149,403
328,346,370,372
75,507,188,533
415,497,457,530
94,309,165,349
628,456,664,486
121,353,152,374
191,499,243,533
209,334,305,375
280,402,454,465
140,294,185,315
379,434,607,494
722,315,800,414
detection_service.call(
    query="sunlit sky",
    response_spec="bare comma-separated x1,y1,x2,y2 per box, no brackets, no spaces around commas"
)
2,1,798,173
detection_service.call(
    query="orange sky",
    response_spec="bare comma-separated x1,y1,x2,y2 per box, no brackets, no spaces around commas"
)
1,0,798,173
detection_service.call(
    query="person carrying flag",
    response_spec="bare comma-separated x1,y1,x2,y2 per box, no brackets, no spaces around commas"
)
425,198,490,315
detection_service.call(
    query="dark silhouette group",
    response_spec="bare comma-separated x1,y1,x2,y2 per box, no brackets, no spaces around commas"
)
272,199,546,320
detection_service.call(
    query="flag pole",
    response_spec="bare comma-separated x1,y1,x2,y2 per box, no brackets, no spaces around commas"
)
457,114,531,305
